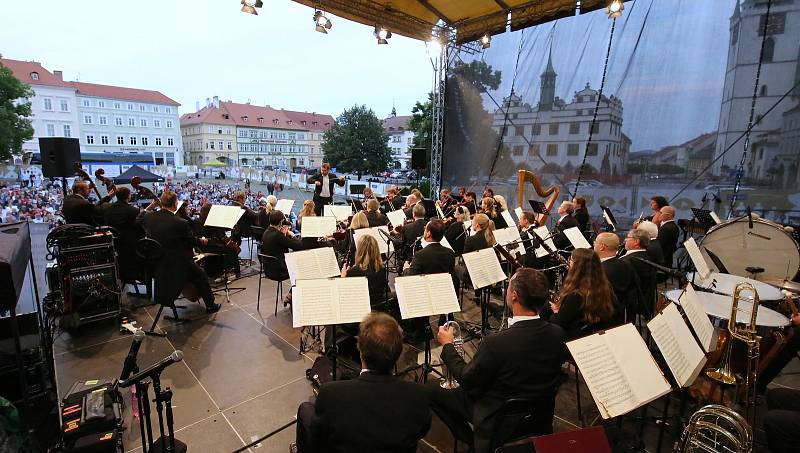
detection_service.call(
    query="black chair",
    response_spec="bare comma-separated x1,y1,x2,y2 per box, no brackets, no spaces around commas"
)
489,396,556,452
257,253,289,315
249,225,265,264
136,238,184,336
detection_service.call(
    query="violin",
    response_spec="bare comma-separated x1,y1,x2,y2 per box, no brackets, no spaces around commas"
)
94,168,116,194
73,163,102,198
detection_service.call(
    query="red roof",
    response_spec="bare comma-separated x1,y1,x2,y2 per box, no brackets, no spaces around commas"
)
282,110,335,131
180,104,236,126
180,101,334,131
0,58,73,88
69,81,179,106
383,115,411,131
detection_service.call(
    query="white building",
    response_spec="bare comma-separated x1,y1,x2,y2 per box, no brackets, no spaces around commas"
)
72,82,183,166
493,53,629,178
1,58,80,155
714,0,800,175
382,113,415,170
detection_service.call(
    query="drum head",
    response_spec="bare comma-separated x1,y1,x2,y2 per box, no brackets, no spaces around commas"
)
701,218,800,281
687,289,789,327
687,272,783,301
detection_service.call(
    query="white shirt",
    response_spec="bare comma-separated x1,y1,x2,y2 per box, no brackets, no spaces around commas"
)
626,248,647,255
321,174,330,198
507,315,540,327
600,255,615,262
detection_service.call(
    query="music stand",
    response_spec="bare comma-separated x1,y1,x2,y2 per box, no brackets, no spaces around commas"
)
528,200,548,215
421,199,437,220
690,208,715,230
600,205,617,231
348,184,366,198
349,199,365,212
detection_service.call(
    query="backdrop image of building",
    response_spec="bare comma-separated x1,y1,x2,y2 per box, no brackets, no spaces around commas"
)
492,53,629,180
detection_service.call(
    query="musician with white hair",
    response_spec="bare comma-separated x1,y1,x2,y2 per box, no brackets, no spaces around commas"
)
635,220,665,265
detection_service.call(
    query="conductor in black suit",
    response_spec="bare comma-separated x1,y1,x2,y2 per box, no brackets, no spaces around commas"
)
657,206,679,268
433,268,567,453
295,312,432,453
306,163,345,216
552,201,579,251
140,192,220,313
62,181,114,226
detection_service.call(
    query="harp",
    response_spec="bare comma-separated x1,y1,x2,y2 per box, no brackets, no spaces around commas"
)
518,169,559,225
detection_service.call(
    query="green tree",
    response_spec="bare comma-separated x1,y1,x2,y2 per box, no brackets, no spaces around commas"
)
322,105,391,178
451,60,501,92
0,61,34,160
407,92,432,174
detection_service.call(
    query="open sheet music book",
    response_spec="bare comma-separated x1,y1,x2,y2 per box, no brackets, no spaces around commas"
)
204,205,245,229
493,227,526,256
292,277,372,328
323,204,353,221
284,247,340,285
386,209,407,228
684,237,711,279
300,216,337,238
563,226,591,249
462,248,506,289
567,324,672,419
353,226,394,254
395,273,460,319
647,303,708,387
678,286,715,353
275,199,295,214
532,225,556,258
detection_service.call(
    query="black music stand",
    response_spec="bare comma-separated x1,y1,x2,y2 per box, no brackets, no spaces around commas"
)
527,200,548,214
690,208,716,230
349,199,365,212
398,324,445,384
421,199,437,220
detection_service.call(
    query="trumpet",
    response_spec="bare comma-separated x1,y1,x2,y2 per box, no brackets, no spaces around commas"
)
440,321,464,389
674,404,752,453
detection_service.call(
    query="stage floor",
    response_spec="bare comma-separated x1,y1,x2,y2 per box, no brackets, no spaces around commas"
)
19,225,800,452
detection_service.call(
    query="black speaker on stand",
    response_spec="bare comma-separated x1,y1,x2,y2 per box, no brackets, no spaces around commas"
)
39,137,81,198
411,147,427,171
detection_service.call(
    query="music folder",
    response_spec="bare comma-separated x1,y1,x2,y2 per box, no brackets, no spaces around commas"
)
532,225,556,258
462,248,506,289
300,216,336,238
501,210,516,227
493,227,526,256
395,273,460,319
284,247,340,285
275,199,295,214
677,285,715,353
683,237,711,279
567,323,672,419
647,303,708,387
292,277,372,328
386,209,407,228
204,205,245,229
323,204,353,221
600,205,616,229
563,226,591,249
354,226,394,255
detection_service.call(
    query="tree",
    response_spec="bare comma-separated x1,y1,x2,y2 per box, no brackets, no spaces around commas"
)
322,105,391,178
0,61,34,160
407,92,433,174
451,60,501,92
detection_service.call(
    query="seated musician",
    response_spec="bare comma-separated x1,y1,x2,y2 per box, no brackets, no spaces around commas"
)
257,194,278,227
457,187,466,198
398,203,427,268
231,191,259,243
492,194,508,213
362,186,376,200
381,186,403,213
141,192,221,313
551,201,578,251
462,213,495,255
197,203,241,277
572,197,590,236
402,194,419,219
444,206,470,256
656,206,679,267
758,311,800,395
296,200,320,249
364,198,388,227
634,220,664,265
621,229,656,319
62,180,115,226
411,188,425,201
482,187,494,199
438,188,455,216
764,387,800,453
260,210,304,305
544,248,623,339
102,186,148,283
480,197,507,229
341,235,391,313
648,196,669,226
432,268,567,453
594,232,638,319
517,210,540,268
295,312,431,453
337,211,370,264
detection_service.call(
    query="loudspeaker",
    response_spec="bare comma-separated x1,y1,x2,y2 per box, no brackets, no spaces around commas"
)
39,137,81,178
411,148,427,170
0,221,31,311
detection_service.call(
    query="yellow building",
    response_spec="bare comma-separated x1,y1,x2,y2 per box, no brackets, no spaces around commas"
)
180,97,237,165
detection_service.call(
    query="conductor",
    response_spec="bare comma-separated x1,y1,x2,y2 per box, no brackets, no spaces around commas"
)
307,163,345,216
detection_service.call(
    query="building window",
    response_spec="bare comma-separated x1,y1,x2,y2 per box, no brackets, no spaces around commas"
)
60,99,69,112
759,12,786,36
115,117,123,126
86,135,94,144
546,144,558,156
83,99,91,107
142,137,149,145
153,119,160,128
763,37,775,63
218,141,223,150
166,120,173,128
46,124,56,136
127,103,134,110
99,115,108,125
515,126,524,136
569,123,580,134
587,143,598,156
528,144,540,156
63,125,71,137
155,137,162,146
30,72,39,80
153,106,159,113
43,98,52,111
549,123,559,135
117,136,124,145
576,109,583,116
532,124,541,135
590,123,599,134
101,135,109,145
167,138,174,146
225,128,231,135
227,141,232,150
139,105,146,111
731,22,739,46
567,144,580,156
129,137,137,145
128,118,136,127
83,115,93,124
512,146,524,156
165,107,171,114
140,118,148,127
210,141,215,150
114,102,121,109
98,100,105,108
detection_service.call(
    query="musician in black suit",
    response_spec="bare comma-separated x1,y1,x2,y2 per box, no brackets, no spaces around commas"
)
403,218,455,277
140,192,220,313
433,268,567,453
621,228,656,319
380,186,403,213
657,206,679,267
260,210,304,282
397,203,426,267
231,191,259,243
517,210,540,268
364,198,388,227
102,187,148,282
552,201,579,250
306,163,345,216
402,194,419,219
594,232,638,319
295,313,431,453
62,181,114,226
444,206,470,256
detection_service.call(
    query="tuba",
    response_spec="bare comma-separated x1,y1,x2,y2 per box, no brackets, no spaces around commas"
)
517,170,559,226
674,404,752,453
440,321,464,389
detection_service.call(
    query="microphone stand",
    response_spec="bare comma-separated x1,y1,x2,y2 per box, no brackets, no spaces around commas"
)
150,372,185,453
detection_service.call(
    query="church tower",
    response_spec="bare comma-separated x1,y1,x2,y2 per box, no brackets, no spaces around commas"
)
539,49,557,111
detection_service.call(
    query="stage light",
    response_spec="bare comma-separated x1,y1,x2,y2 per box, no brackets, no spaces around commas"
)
241,0,258,15
314,10,332,33
606,0,624,18
428,38,442,55
480,33,491,49
374,26,391,45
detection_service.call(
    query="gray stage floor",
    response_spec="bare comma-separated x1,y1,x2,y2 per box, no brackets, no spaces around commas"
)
18,224,800,453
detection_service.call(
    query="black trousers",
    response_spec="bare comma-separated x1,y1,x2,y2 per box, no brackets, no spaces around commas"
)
312,195,332,216
296,401,318,453
758,326,800,392
764,388,800,453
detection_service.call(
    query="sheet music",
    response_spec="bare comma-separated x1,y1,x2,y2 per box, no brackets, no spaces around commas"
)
493,227,526,256
422,236,453,251
285,247,340,285
533,225,556,257
436,203,445,219
292,277,371,327
514,207,524,223
678,286,715,353
709,211,721,224
602,209,615,228
463,220,474,236
564,226,591,249
684,237,711,279
176,200,185,213
395,273,459,319
204,205,245,229
300,216,336,238
501,210,516,227
275,199,295,214
568,324,671,419
648,304,707,387
353,226,394,254
323,204,353,221
462,248,506,289
386,209,407,227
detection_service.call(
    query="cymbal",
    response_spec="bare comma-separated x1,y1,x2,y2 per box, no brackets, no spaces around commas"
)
762,278,800,294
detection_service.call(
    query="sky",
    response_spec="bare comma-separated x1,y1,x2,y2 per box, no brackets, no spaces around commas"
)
0,0,435,118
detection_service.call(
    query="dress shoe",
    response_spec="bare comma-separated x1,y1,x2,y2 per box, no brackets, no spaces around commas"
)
206,303,222,313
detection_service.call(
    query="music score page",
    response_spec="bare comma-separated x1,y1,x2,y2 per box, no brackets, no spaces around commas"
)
647,303,707,387
292,277,371,327
285,247,340,285
395,273,460,319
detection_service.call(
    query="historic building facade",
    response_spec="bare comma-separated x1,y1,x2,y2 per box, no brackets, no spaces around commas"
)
382,113,415,170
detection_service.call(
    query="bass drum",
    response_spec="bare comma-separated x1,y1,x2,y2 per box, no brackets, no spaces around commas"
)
701,217,800,281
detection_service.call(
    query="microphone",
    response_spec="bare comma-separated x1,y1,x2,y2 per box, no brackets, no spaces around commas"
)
119,350,184,388
747,206,753,229
119,329,146,381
